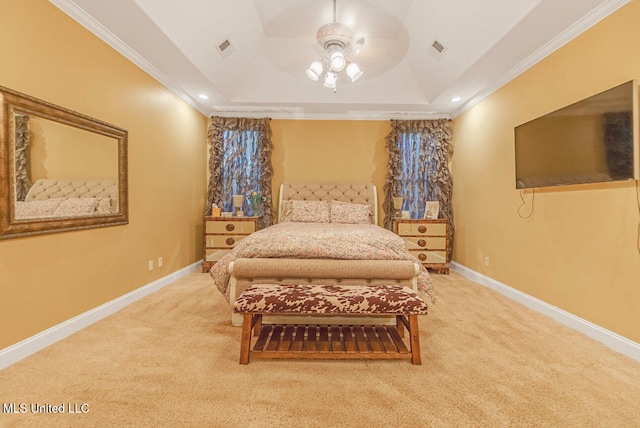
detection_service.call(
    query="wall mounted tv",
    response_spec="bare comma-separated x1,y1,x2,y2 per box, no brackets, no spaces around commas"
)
515,80,638,189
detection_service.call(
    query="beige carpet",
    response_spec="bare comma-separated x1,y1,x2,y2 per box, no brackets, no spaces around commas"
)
1,271,640,427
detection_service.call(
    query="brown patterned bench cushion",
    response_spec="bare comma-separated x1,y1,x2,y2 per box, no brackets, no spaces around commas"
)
233,284,428,315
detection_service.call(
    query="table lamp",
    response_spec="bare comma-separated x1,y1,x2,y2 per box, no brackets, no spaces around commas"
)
393,197,404,218
232,194,244,216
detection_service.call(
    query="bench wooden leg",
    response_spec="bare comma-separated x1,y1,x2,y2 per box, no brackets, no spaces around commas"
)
396,315,404,338
253,314,262,337
239,313,252,365
408,314,422,365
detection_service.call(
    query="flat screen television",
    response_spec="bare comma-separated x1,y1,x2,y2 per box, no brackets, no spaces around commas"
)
515,80,638,189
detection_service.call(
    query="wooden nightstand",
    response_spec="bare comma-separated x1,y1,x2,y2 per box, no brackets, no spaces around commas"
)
202,216,259,272
393,218,450,274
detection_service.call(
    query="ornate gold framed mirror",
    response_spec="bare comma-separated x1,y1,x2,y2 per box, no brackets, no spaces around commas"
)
0,86,128,239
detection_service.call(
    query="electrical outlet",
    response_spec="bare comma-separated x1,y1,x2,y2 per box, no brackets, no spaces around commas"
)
158,257,163,268
484,256,490,267
148,260,153,271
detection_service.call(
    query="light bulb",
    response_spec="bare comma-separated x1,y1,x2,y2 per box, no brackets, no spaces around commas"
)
323,71,337,89
305,61,323,81
346,63,363,82
329,52,346,72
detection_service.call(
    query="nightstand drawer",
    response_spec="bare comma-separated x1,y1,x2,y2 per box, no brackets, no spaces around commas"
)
205,220,256,235
403,236,446,250
410,250,447,264
397,222,446,236
206,220,256,234
205,235,248,248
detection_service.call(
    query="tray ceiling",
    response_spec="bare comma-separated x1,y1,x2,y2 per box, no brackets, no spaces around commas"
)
51,0,630,119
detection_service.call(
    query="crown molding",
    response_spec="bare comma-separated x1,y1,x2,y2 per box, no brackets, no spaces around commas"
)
451,0,632,118
48,0,207,116
51,0,630,121
47,0,450,121
208,110,449,121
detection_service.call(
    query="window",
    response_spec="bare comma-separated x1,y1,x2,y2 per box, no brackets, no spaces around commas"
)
397,131,439,219
207,116,274,227
384,119,453,232
219,129,261,212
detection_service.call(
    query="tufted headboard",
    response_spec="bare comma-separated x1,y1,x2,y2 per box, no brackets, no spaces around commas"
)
24,179,118,210
279,183,378,224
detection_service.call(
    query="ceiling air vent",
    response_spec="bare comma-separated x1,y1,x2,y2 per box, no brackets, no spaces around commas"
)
216,39,235,59
428,39,446,60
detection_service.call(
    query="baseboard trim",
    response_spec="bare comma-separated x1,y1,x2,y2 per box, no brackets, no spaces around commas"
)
0,261,202,371
451,262,640,362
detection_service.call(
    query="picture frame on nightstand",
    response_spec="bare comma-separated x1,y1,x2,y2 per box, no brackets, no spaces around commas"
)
424,201,440,219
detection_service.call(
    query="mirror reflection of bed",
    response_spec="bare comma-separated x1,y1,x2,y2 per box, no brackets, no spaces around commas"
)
14,115,119,220
14,178,118,220
1,84,128,239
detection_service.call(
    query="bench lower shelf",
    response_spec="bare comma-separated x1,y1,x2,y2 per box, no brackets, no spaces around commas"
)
239,315,422,364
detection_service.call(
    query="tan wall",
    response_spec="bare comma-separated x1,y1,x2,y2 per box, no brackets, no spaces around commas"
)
452,1,640,342
270,119,390,225
0,1,207,349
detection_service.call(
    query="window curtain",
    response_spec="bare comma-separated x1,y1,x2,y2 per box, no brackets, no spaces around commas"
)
206,116,274,229
383,119,454,257
14,114,32,201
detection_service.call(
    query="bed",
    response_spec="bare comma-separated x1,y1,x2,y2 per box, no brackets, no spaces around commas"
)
209,183,435,326
14,178,118,219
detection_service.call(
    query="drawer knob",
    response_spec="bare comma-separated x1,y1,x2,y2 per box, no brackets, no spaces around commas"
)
226,224,235,232
418,253,427,261
226,237,235,245
418,225,427,233
418,239,426,247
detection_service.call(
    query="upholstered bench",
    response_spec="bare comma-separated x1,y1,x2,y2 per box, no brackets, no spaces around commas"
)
233,283,428,365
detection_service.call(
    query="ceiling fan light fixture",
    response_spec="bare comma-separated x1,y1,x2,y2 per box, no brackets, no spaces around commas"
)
346,62,362,82
323,71,337,89
306,61,323,81
307,0,362,91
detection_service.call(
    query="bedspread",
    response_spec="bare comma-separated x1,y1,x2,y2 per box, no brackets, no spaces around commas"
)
210,222,435,302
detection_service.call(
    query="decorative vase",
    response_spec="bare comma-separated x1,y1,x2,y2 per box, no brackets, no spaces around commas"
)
249,201,262,217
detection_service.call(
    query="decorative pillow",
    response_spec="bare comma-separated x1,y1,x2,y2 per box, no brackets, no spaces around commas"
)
53,198,99,217
283,200,331,223
330,201,371,224
14,198,65,219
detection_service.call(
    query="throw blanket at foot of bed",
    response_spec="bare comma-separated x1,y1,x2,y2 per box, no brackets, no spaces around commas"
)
234,284,428,365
